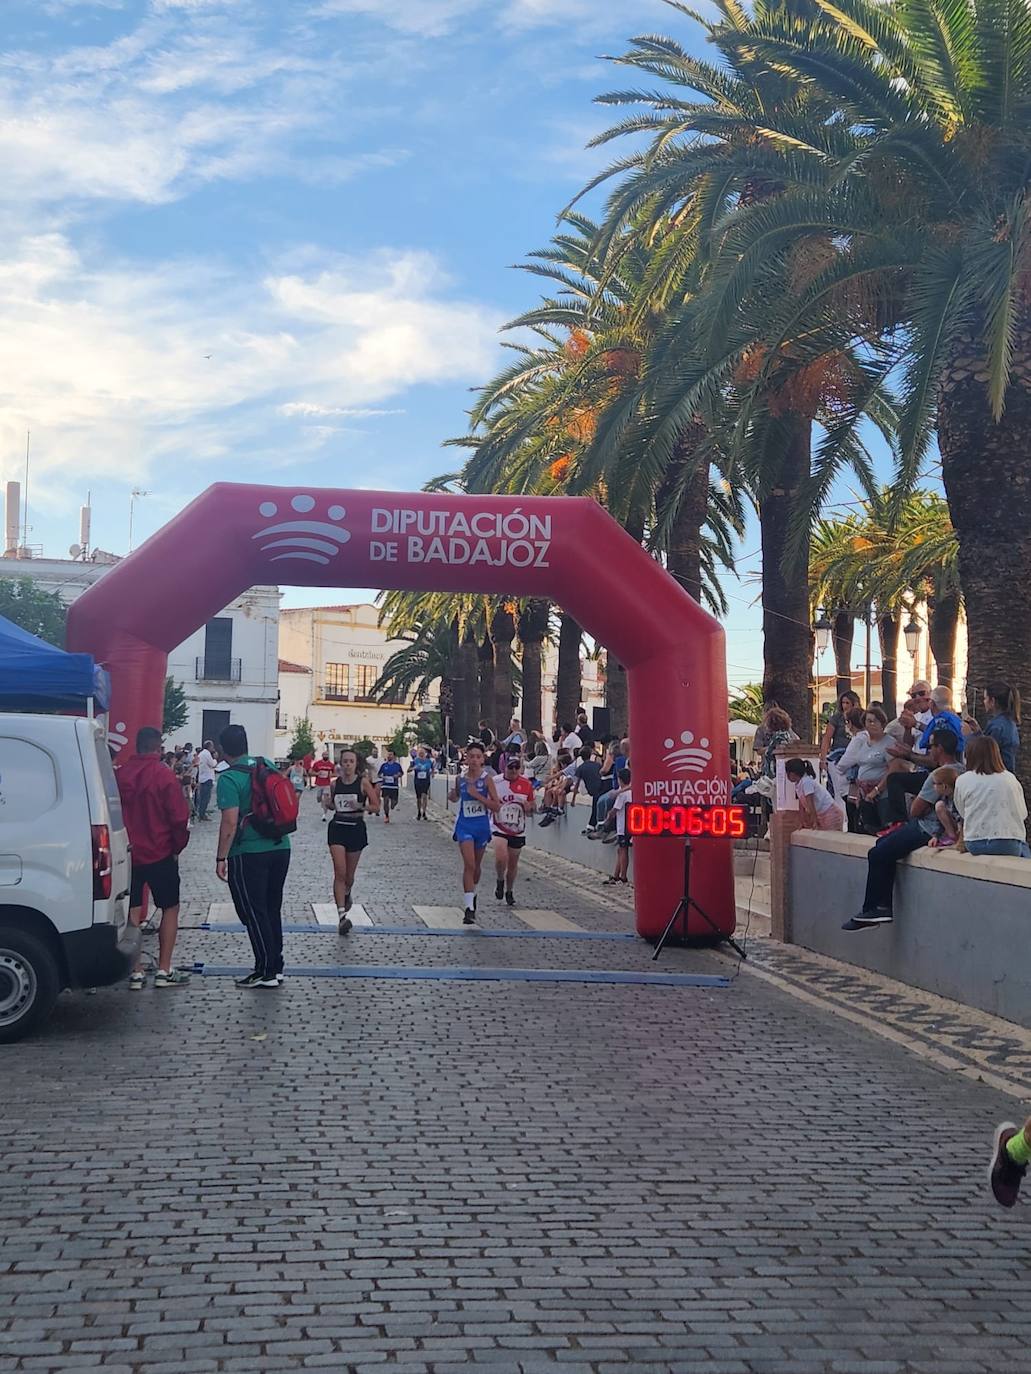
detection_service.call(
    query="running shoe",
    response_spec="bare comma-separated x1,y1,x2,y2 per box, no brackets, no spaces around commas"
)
842,910,893,930
495,879,505,900
239,973,279,989
505,890,515,907
154,968,190,988
338,915,353,936
989,1123,1026,1207
129,971,145,991
463,909,476,925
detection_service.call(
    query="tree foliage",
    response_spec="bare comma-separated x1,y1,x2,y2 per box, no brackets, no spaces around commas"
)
287,716,316,761
0,577,67,646
162,678,188,736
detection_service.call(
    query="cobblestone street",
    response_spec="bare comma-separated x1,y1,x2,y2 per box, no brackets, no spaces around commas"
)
4,787,1031,1373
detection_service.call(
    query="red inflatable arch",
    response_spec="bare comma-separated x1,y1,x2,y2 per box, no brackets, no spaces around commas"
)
67,484,734,939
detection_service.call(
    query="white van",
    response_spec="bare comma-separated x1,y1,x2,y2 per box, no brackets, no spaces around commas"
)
0,713,136,1042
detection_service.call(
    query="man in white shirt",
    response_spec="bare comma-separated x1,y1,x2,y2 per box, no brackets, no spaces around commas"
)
560,721,582,751
193,739,218,820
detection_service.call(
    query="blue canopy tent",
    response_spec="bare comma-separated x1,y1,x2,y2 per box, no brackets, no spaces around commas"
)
0,613,110,713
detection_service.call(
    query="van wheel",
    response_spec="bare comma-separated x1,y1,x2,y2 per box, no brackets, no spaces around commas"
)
0,926,60,1043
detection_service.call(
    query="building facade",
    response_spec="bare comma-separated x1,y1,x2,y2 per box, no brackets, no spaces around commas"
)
0,552,279,757
276,603,426,758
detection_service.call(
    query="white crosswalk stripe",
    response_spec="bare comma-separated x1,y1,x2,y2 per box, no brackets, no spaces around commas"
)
511,910,585,932
312,903,373,927
413,906,477,929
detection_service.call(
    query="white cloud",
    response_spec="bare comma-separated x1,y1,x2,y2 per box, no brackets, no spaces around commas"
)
318,0,631,36
278,402,407,418
0,234,501,495
0,12,375,209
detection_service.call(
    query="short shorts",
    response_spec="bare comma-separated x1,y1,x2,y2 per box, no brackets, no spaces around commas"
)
380,787,400,803
328,822,368,853
617,835,632,850
453,820,492,850
413,777,431,796
493,833,526,849
130,854,180,910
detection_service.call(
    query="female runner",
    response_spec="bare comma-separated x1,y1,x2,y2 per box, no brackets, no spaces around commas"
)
328,747,380,934
449,741,501,923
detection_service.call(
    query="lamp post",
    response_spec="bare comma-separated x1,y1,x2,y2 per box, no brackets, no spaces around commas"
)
812,610,833,734
904,617,921,660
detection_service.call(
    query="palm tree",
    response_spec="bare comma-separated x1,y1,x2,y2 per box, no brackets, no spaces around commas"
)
666,0,1031,783
518,598,550,735
729,681,765,726
369,617,456,712
577,1,898,740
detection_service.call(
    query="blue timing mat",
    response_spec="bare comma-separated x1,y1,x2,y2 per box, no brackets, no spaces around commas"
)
193,963,730,988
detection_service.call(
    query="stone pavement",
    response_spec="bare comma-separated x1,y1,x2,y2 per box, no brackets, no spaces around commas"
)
3,785,1031,1373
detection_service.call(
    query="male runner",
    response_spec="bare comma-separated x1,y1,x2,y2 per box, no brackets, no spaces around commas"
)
492,756,535,906
312,751,337,821
377,749,404,823
411,744,435,819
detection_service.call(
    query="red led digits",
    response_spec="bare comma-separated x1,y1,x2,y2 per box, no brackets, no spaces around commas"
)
626,805,747,838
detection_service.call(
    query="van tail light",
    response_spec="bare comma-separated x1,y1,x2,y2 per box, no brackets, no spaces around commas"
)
92,824,112,900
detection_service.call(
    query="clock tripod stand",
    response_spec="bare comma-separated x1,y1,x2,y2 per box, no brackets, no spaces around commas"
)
651,838,747,962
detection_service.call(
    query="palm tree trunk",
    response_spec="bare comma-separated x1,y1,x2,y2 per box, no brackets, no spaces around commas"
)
759,417,814,742
605,651,628,738
661,424,709,602
939,362,1031,799
456,626,479,743
927,591,961,689
478,634,495,728
492,605,516,732
877,610,900,718
832,609,855,699
556,613,582,730
517,599,548,735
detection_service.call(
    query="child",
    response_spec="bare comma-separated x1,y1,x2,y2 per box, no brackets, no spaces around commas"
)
603,768,633,886
785,757,845,831
927,765,961,848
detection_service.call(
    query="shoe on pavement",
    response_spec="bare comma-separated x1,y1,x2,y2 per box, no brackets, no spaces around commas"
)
338,916,353,936
989,1123,1026,1207
462,910,477,925
129,971,145,991
495,879,505,901
539,815,554,828
505,890,515,907
842,910,893,930
154,968,190,988
239,972,279,989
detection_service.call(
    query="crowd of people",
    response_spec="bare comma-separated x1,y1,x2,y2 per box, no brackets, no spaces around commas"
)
112,707,632,989
734,677,1027,933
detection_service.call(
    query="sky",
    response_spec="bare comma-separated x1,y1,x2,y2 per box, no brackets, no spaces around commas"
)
0,0,878,690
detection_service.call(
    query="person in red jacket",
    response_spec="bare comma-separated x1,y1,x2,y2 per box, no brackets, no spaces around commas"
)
117,725,192,989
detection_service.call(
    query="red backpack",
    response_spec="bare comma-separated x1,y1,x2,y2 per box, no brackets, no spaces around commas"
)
231,759,299,842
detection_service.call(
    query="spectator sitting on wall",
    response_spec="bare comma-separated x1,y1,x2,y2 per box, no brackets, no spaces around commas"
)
820,690,862,800
590,737,630,838
953,736,1030,857
885,686,966,822
963,681,1022,775
528,739,552,787
843,727,964,931
572,746,606,829
837,707,893,833
539,750,575,825
926,766,962,849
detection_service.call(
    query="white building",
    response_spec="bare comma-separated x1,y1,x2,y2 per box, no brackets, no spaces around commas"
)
276,603,427,758
541,643,607,734
0,549,280,757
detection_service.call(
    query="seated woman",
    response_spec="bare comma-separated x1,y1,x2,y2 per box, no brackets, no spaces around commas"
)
538,750,575,825
837,706,893,833
953,736,1030,857
785,758,845,831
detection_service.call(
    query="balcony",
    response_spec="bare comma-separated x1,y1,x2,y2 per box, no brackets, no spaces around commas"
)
196,656,242,684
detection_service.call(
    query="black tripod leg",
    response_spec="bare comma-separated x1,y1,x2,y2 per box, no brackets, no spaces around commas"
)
651,900,689,961
688,898,747,960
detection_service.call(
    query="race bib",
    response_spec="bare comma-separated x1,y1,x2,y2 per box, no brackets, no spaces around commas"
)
497,801,526,834
463,799,485,818
334,794,361,815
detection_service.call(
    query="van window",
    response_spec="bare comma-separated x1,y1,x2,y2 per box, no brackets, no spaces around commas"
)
0,738,59,823
93,734,125,830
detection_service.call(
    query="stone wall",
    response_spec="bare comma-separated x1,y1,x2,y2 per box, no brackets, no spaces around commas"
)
787,830,1031,1026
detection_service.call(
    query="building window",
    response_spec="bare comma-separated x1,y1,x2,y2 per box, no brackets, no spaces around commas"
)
354,664,377,701
325,663,350,701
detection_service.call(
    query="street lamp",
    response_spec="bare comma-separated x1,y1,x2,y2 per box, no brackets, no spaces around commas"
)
813,610,833,656
903,617,921,658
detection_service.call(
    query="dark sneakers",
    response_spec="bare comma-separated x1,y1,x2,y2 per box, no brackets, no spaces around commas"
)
505,890,515,907
338,916,353,936
842,909,893,931
463,895,478,925
495,879,505,900
989,1123,1026,1207
235,971,278,989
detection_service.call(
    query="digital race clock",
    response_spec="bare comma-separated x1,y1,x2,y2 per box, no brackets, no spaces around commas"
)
627,803,747,838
